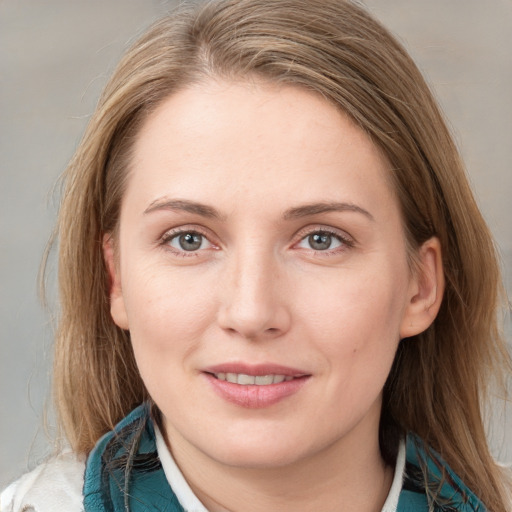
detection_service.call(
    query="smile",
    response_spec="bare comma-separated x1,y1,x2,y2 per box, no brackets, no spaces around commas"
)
213,373,295,385
203,364,311,408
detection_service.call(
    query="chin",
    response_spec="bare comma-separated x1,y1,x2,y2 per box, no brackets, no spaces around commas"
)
210,444,305,470
195,427,332,470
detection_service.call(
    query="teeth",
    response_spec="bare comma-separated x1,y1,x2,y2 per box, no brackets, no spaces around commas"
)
255,375,274,385
214,373,295,385
238,374,255,385
226,373,237,383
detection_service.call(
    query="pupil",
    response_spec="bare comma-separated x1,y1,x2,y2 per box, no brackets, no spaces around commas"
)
179,233,202,251
310,233,331,250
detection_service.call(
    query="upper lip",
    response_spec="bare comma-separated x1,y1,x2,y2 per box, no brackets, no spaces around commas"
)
202,362,310,377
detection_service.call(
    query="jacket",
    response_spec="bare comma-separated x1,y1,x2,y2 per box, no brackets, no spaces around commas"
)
1,403,490,511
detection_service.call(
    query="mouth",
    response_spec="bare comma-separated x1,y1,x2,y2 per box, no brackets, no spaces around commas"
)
209,373,296,385
202,363,311,408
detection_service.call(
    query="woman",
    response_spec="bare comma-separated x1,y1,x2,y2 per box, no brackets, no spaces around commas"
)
1,0,510,510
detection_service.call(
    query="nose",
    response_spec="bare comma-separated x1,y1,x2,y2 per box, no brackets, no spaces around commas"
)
217,246,291,340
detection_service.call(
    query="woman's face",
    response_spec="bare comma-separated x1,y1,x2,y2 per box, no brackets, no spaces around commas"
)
107,80,431,469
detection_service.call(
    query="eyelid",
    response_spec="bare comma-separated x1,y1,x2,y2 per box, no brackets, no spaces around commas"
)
157,223,355,255
292,225,356,251
159,225,220,254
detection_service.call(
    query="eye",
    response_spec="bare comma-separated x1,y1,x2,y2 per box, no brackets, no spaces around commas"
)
166,231,212,252
296,230,349,252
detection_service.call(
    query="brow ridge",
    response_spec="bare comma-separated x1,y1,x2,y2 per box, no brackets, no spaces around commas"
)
144,198,223,219
144,198,373,222
283,201,374,221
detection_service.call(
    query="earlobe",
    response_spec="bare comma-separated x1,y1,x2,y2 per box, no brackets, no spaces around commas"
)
399,237,444,339
103,234,129,330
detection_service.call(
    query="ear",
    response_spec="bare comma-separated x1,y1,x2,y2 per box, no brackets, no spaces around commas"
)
399,237,444,339
103,233,129,330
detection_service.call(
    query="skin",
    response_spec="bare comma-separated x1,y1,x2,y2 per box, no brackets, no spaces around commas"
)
105,79,443,512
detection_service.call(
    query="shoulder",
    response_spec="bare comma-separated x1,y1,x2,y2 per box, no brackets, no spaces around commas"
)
0,451,85,512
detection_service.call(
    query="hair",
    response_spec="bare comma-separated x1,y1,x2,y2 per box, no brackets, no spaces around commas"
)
49,0,511,509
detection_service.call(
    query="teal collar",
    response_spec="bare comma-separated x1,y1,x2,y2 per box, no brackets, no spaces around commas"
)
84,404,486,511
398,434,485,511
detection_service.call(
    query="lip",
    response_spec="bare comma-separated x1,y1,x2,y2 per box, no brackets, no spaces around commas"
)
203,362,309,377
202,362,311,408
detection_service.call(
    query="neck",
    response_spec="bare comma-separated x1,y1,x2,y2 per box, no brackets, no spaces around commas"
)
164,417,394,512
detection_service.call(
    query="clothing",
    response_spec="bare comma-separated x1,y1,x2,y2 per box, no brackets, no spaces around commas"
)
153,423,405,512
0,450,85,512
1,403,488,511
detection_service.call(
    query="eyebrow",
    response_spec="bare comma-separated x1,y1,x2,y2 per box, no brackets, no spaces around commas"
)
144,198,225,219
144,198,374,222
283,202,374,221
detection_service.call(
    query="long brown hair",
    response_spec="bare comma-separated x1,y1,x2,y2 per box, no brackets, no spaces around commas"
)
51,0,511,508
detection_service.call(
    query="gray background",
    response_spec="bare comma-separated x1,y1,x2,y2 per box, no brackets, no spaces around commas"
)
1,0,511,490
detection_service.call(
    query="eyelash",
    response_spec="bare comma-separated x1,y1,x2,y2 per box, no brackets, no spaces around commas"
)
159,226,355,257
160,227,216,257
293,227,355,255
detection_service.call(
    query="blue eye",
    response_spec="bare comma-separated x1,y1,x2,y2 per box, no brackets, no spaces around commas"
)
168,232,211,252
297,232,344,251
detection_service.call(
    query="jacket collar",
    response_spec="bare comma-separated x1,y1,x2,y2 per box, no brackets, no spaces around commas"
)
84,403,486,511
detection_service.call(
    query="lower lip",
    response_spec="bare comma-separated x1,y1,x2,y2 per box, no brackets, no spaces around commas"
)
203,373,310,408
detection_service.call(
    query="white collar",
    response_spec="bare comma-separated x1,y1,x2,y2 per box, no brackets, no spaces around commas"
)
381,438,406,511
155,424,209,511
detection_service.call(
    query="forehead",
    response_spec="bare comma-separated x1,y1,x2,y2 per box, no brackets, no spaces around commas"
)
126,79,397,218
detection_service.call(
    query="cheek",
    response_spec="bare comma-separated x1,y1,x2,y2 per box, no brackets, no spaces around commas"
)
296,265,407,380
120,265,217,369
302,268,406,338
